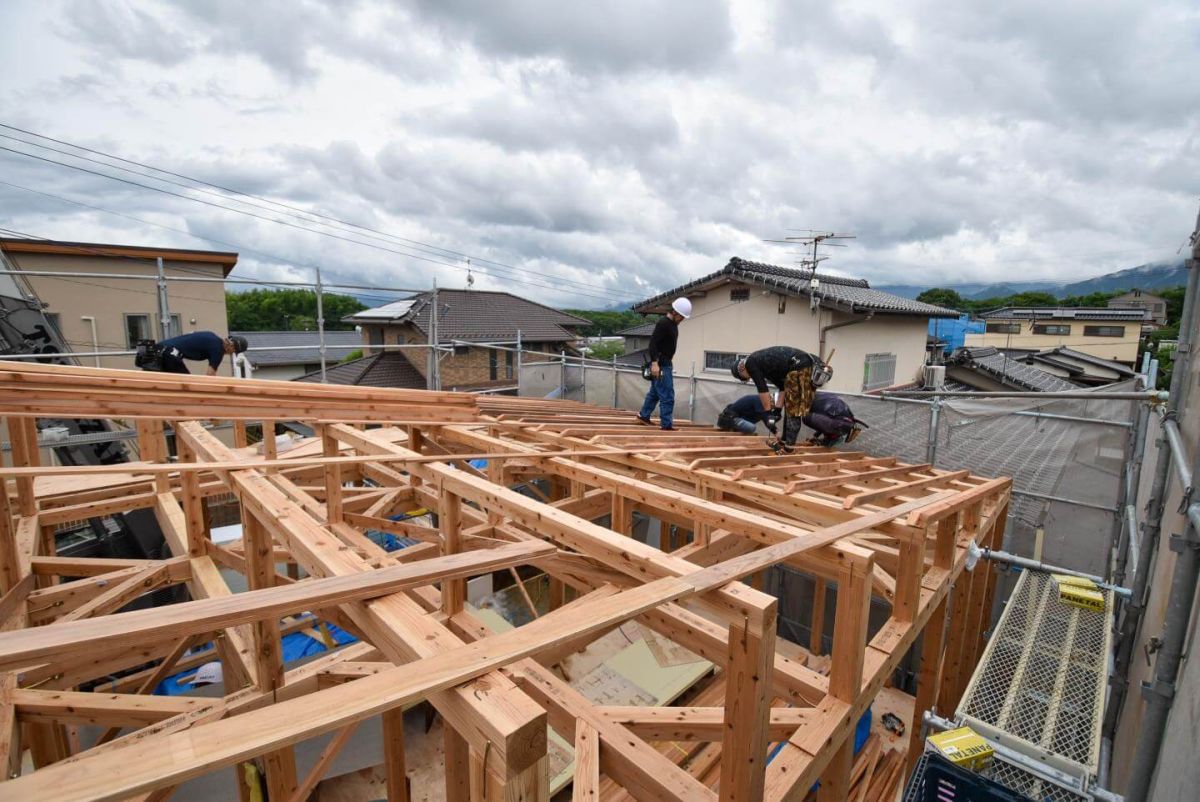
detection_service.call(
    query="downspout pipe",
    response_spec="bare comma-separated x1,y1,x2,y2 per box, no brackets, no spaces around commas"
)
1122,204,1200,802
818,308,873,362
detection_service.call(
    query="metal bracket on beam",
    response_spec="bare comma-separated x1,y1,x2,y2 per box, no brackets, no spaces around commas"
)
1167,532,1199,554
1140,678,1176,703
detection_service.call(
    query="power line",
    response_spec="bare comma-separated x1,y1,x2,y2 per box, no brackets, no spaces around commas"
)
0,132,646,303
0,122,646,298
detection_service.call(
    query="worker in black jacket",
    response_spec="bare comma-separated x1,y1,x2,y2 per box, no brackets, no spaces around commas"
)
636,298,692,430
731,345,832,445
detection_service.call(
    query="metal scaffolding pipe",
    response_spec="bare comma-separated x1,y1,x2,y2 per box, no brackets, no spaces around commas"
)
977,547,1132,598
885,389,1169,401
1009,488,1119,513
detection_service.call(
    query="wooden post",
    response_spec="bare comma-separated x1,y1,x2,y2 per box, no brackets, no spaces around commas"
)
719,597,777,802
611,494,632,536
818,554,873,801
0,491,20,595
135,419,170,494
243,513,297,799
321,426,344,525
893,527,927,623
809,578,826,655
232,420,248,448
440,489,463,616
8,417,38,517
444,725,470,802
175,435,206,558
906,595,948,774
382,708,410,802
573,720,600,801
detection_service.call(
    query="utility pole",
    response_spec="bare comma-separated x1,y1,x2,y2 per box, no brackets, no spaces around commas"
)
315,268,327,383
155,257,174,339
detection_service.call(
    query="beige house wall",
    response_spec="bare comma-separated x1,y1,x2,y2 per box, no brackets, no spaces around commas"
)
359,323,543,387
964,318,1140,363
671,283,932,394
16,253,229,372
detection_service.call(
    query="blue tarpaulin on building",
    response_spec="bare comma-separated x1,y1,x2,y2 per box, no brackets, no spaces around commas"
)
929,314,984,353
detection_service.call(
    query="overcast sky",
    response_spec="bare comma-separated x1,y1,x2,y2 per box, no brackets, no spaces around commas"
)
0,0,1196,309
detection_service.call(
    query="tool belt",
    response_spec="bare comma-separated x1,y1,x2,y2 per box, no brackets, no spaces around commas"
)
134,339,165,371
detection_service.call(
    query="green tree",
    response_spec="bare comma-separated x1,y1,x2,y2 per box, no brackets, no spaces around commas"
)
915,288,965,309
561,309,647,336
585,341,626,361
226,289,367,331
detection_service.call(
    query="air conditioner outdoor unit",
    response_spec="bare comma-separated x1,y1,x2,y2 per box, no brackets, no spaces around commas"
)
924,365,946,389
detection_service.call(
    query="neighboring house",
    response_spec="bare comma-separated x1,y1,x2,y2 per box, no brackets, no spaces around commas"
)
295,352,426,389
617,321,656,352
944,347,1081,392
344,289,588,391
631,257,958,394
1109,289,1168,326
1017,346,1138,387
963,307,1146,363
233,330,362,381
928,314,984,354
0,238,234,371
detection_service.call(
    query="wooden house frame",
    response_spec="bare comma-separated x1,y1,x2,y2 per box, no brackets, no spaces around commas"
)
0,362,1010,801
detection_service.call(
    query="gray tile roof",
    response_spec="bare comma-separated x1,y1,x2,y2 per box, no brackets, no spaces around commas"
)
949,347,1080,392
616,321,657,337
981,307,1147,321
633,257,959,318
345,290,590,343
232,330,362,367
294,352,426,389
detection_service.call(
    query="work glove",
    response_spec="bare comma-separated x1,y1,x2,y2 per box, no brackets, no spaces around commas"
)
762,408,781,435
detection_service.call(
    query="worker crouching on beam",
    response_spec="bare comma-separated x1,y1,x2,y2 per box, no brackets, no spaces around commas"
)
730,346,832,452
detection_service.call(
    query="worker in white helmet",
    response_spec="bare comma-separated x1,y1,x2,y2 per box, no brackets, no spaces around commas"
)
637,297,691,431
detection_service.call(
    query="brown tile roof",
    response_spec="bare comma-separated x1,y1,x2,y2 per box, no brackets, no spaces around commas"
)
345,289,589,343
294,352,426,389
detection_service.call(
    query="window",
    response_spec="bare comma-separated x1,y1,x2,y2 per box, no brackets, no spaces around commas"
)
985,323,1021,334
1033,324,1071,335
124,313,151,347
155,313,182,338
730,288,750,302
368,327,384,347
395,333,406,344
704,351,749,372
1084,325,1125,338
863,352,896,391
505,350,514,380
489,349,498,381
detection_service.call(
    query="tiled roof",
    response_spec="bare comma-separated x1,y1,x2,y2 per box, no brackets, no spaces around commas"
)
981,307,1147,321
633,257,959,318
948,347,1080,392
232,330,362,367
294,352,426,389
615,347,649,367
616,321,657,337
345,290,589,343
1026,347,1137,376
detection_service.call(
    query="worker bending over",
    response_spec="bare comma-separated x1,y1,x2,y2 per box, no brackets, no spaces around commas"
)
731,346,832,446
135,331,248,376
716,394,780,435
803,392,867,447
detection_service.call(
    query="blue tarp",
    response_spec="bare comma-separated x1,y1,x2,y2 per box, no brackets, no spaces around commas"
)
929,314,984,353
768,706,873,791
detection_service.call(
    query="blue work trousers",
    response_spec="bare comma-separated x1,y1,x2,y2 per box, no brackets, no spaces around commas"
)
639,365,675,428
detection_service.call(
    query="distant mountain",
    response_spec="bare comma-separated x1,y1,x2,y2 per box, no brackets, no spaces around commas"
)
875,259,1187,300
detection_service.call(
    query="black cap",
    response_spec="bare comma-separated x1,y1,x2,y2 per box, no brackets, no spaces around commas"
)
730,361,745,381
228,335,248,354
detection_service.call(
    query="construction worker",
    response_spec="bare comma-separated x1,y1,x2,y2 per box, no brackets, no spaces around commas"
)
802,392,866,447
135,331,248,376
716,394,781,436
731,346,832,446
637,298,692,431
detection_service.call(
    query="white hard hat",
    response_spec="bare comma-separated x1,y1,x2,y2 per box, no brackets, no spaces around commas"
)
671,297,692,319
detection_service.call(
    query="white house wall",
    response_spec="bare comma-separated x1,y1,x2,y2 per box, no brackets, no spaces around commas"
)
671,283,931,393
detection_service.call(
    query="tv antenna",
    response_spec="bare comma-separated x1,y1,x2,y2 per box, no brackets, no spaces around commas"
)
465,258,475,289
763,230,856,275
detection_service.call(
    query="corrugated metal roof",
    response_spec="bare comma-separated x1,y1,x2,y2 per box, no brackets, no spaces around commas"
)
344,290,589,343
233,330,362,367
633,257,959,318
949,347,1081,392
